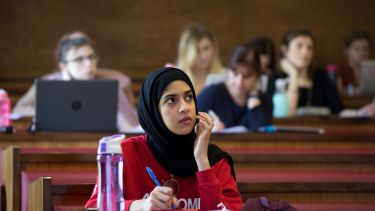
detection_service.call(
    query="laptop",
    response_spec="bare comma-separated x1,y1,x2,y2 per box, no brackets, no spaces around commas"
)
359,60,375,95
35,80,118,132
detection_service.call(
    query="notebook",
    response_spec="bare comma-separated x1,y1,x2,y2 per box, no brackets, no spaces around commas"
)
35,79,118,132
359,60,375,95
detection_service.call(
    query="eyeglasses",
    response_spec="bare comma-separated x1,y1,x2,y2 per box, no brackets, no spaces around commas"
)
65,53,98,64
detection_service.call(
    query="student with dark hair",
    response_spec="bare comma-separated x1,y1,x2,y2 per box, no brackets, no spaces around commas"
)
13,31,139,131
280,28,375,117
85,67,242,210
197,44,273,132
247,37,283,99
336,30,371,95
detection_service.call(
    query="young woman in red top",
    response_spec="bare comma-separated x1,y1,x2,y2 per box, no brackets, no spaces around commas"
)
85,67,242,210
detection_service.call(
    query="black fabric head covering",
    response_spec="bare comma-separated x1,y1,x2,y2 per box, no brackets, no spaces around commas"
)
138,67,235,178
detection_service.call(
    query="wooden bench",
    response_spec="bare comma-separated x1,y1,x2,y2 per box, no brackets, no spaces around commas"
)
212,132,375,150
229,148,375,172
28,176,94,211
2,146,97,211
7,115,375,136
237,170,375,203
4,144,375,210
1,121,374,211
29,175,375,211
272,116,375,128
2,130,375,210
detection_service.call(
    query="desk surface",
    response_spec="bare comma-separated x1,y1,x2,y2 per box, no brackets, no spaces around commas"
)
1,116,374,150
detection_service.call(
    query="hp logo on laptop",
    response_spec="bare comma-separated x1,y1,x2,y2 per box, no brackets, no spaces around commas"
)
71,100,82,111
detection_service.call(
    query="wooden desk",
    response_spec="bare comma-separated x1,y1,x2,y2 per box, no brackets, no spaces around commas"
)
238,178,375,203
2,115,375,150
272,116,375,131
2,146,97,211
29,175,375,211
230,148,375,172
29,176,94,211
8,115,375,134
341,95,374,108
6,141,375,211
0,132,110,149
2,130,375,155
211,132,375,151
0,117,373,211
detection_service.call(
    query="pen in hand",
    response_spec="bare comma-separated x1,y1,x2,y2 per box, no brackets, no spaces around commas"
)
146,166,161,186
146,166,176,209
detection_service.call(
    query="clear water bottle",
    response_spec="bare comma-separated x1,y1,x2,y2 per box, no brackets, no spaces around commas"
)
272,79,289,118
97,134,126,211
0,89,11,128
347,83,354,97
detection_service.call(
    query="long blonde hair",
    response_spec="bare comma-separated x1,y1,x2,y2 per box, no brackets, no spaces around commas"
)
177,23,223,85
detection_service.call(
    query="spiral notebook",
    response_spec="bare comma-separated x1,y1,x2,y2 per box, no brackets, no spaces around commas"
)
35,79,118,132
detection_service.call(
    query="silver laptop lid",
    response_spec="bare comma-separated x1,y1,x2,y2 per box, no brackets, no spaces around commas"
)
35,79,118,132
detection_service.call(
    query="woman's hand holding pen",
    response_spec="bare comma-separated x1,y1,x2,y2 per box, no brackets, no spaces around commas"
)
147,186,178,210
194,112,213,171
131,186,178,210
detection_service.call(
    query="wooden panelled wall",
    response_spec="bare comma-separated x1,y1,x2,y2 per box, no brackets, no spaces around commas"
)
0,0,374,80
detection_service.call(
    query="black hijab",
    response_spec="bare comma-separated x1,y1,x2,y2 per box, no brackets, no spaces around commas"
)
138,67,235,178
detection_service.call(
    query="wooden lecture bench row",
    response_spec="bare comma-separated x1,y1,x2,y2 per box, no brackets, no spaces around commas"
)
1,116,374,150
1,130,375,152
8,115,375,133
0,116,373,210
28,175,375,211
3,142,375,211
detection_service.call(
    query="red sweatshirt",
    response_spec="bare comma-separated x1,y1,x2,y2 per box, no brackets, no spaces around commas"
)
85,135,242,211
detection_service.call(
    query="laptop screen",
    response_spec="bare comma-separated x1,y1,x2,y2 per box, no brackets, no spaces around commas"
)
35,80,118,132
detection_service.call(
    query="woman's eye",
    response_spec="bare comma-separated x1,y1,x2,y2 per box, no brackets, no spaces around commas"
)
185,94,193,101
166,97,176,104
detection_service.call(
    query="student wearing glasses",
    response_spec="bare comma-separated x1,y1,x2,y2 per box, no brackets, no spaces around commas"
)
247,37,283,100
85,67,242,211
12,31,139,131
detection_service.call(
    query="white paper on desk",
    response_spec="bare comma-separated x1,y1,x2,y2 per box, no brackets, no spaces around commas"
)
216,125,248,133
339,109,371,119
